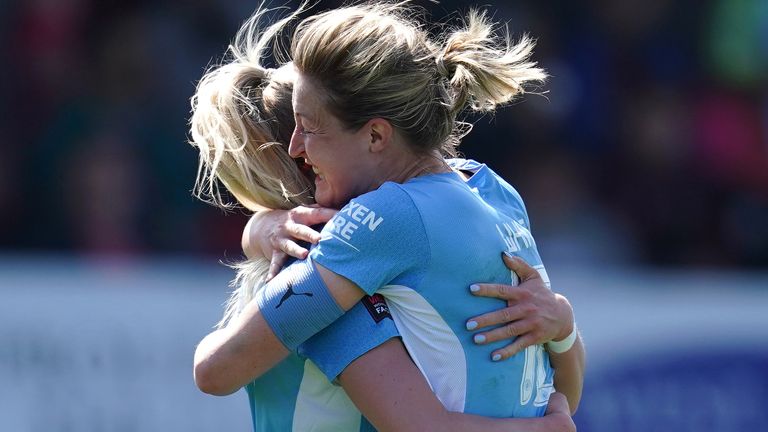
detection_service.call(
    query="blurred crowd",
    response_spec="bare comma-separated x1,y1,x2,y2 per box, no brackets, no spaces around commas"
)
1,0,766,268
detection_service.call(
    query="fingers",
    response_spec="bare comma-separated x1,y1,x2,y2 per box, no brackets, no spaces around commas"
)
267,251,289,281
268,237,307,279
469,281,527,301
544,393,576,432
465,304,532,331
501,252,540,282
545,392,569,416
291,206,337,226
471,318,535,347
276,237,310,260
468,255,540,300
488,333,537,362
286,222,323,244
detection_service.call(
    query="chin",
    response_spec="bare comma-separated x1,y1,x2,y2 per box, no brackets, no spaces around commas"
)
314,192,334,209
316,193,347,210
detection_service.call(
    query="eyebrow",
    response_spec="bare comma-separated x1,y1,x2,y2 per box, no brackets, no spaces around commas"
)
295,111,319,128
294,111,312,123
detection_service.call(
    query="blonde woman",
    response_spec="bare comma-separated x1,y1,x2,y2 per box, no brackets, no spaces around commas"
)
191,3,582,431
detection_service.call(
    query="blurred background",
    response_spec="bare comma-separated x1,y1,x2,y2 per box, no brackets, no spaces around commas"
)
0,0,766,431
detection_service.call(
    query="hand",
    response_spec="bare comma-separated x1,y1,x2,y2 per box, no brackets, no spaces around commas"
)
542,392,576,432
466,253,574,361
242,206,337,280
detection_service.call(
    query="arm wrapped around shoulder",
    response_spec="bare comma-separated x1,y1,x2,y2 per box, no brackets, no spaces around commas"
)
256,258,344,350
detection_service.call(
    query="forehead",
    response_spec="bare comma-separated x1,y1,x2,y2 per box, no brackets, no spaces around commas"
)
292,73,323,120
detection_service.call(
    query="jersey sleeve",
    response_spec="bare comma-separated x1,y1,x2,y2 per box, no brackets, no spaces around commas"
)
309,183,429,295
298,294,399,381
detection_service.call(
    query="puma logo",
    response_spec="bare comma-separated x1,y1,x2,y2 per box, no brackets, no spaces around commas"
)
275,283,314,309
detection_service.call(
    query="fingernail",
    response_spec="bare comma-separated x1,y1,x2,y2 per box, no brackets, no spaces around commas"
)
469,284,480,293
492,353,502,362
474,334,486,344
466,320,478,330
502,251,514,259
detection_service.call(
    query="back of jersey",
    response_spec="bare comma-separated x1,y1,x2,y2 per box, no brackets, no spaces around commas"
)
382,168,554,418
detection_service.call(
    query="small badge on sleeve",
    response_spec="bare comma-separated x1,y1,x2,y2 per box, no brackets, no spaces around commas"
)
362,294,391,323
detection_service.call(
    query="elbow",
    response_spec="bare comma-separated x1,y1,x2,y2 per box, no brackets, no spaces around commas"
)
194,359,240,396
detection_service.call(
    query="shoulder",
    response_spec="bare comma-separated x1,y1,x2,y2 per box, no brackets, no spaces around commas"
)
480,164,525,202
335,182,420,227
446,157,483,172
317,182,427,253
311,183,431,294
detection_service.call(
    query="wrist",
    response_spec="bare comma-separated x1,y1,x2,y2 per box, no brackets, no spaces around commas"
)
546,324,578,354
242,211,267,259
553,319,574,342
553,294,575,341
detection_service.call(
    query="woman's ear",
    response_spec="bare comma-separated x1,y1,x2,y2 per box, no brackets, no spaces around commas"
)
366,118,393,153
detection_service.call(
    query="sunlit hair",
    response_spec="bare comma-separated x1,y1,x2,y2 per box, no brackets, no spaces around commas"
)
190,2,547,328
189,8,312,213
188,6,312,328
292,2,547,156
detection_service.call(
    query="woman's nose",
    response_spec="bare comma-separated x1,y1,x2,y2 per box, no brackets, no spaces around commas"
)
288,129,305,158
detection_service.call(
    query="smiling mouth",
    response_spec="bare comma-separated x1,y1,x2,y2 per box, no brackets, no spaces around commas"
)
304,159,324,180
296,158,316,180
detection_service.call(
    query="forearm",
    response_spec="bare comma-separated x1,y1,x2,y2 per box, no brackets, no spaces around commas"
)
549,333,585,414
193,302,290,395
442,412,572,432
194,261,363,396
341,339,573,432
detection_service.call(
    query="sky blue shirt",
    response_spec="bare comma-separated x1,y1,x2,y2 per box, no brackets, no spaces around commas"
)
246,296,391,432
246,159,554,430
310,159,554,418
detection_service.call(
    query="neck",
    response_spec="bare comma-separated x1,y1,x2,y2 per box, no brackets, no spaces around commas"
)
377,149,450,187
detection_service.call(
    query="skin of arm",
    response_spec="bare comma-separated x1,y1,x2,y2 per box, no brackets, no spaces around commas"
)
340,338,576,432
193,262,365,395
241,211,264,259
548,334,585,414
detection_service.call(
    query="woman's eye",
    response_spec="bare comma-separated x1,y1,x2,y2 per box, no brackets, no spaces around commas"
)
296,125,315,136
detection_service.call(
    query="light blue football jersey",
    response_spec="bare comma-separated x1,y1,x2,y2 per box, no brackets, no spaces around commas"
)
244,159,553,430
309,159,555,418
245,296,394,432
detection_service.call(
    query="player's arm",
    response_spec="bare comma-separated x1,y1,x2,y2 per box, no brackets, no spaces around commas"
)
193,260,365,396
305,297,574,432
466,254,585,413
340,338,575,432
196,192,416,396
546,331,585,414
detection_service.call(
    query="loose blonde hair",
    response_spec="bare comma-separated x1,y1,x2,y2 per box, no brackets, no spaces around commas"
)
190,7,312,213
189,6,312,328
291,2,547,155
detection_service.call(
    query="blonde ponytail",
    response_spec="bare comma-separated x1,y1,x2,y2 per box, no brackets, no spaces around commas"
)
436,9,547,115
292,3,547,156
